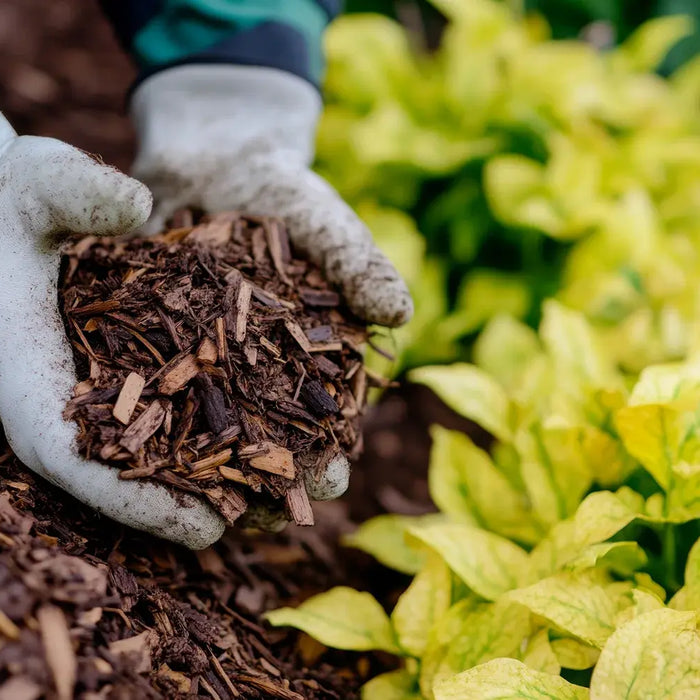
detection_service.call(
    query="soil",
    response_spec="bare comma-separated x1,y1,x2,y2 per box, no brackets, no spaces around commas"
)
0,3,476,697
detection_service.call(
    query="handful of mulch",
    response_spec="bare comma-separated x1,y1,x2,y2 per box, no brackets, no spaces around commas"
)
59,212,374,527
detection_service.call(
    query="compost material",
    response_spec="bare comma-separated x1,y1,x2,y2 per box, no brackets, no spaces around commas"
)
60,212,370,527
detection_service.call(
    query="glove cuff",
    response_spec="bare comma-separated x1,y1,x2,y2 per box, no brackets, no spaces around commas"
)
130,65,322,167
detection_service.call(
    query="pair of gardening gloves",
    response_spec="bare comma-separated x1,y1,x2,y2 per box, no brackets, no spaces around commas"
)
0,66,412,549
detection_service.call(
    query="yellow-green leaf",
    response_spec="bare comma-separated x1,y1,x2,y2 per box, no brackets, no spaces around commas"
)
530,491,640,576
562,542,647,576
516,425,593,526
452,270,531,335
520,629,560,675
551,638,600,670
391,554,452,658
362,669,420,700
473,314,542,392
628,362,700,409
540,300,618,389
615,404,700,490
504,572,617,648
435,601,532,687
670,537,700,611
617,15,695,72
409,364,512,442
342,514,437,575
428,427,541,543
434,658,590,700
409,522,531,599
265,587,400,654
590,609,700,700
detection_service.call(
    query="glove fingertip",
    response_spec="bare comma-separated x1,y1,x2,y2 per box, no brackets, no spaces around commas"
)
305,453,350,501
348,278,414,328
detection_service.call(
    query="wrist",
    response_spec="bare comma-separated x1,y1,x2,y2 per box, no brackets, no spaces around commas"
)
130,65,322,165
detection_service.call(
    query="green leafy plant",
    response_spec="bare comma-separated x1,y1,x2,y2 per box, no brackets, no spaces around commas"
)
318,1,700,375
267,302,700,698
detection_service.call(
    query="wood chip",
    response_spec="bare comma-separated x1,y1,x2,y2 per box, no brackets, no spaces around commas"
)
285,482,314,525
299,289,340,307
112,372,146,425
108,630,154,675
120,401,166,453
0,609,20,640
284,320,312,353
215,317,229,365
219,466,249,485
239,441,296,479
197,337,218,364
234,281,252,343
158,354,201,395
37,605,76,700
264,219,292,285
186,220,232,246
69,299,120,316
191,449,233,474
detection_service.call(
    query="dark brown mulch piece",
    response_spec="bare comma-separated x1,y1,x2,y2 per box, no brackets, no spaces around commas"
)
59,212,370,526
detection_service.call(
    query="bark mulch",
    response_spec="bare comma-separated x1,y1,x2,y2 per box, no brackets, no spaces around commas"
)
0,434,406,700
60,212,371,528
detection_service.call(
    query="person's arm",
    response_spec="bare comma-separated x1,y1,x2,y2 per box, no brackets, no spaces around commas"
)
99,0,340,88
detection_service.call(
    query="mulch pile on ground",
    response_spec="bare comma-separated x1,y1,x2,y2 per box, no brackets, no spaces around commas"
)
0,433,411,700
60,212,372,527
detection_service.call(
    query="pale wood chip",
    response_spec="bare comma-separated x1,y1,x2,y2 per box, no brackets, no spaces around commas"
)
239,441,295,479
186,220,232,246
196,337,218,364
309,342,343,353
73,379,94,397
284,319,311,353
112,372,146,425
108,630,155,674
215,317,229,364
0,609,20,640
158,354,200,395
285,482,314,526
219,466,249,485
251,227,267,265
203,486,247,526
157,664,191,695
263,219,292,285
352,367,367,410
37,605,76,700
243,340,258,366
234,281,252,343
191,449,233,473
259,336,281,357
120,401,166,453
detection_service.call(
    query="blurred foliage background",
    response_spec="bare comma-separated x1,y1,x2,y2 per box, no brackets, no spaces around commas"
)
317,0,700,376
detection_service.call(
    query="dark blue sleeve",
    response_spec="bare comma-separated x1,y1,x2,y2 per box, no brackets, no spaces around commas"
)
99,0,342,88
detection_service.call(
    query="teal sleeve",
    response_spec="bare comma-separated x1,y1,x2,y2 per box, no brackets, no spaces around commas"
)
100,0,342,88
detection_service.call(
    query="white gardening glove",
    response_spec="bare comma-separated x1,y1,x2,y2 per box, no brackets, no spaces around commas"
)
0,113,225,549
131,65,414,506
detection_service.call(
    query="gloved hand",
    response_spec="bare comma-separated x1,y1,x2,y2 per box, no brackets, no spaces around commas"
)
130,65,413,516
0,113,226,549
